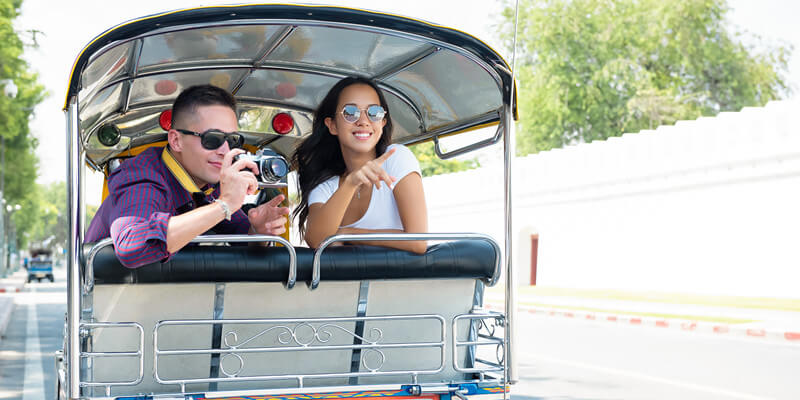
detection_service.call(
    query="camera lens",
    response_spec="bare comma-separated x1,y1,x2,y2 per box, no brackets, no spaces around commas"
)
267,159,289,181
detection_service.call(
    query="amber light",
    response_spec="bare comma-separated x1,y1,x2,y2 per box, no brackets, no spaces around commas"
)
159,110,172,131
272,112,293,135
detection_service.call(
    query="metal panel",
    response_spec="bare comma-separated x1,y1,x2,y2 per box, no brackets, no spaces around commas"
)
137,25,281,70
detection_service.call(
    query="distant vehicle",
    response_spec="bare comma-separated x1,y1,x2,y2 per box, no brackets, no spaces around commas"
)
59,4,518,400
27,248,54,283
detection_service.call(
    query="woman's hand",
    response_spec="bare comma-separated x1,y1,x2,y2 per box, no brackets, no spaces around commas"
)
342,148,397,191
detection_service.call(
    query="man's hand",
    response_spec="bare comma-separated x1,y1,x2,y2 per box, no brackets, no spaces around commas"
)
219,149,259,211
247,194,290,235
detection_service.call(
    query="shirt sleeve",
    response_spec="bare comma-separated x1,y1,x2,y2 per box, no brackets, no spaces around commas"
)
308,178,336,205
107,169,173,268
384,144,422,189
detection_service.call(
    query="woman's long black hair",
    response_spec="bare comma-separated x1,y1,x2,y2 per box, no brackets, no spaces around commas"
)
292,77,393,238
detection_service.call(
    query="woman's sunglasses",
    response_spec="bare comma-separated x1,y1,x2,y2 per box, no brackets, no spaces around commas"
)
176,128,244,150
340,104,387,123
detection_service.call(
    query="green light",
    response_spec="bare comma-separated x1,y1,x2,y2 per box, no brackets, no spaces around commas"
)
97,124,121,147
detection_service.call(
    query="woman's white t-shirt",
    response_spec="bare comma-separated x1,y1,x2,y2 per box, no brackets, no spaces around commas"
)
308,144,421,230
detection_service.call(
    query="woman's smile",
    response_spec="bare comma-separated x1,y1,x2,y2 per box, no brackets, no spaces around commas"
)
353,130,372,140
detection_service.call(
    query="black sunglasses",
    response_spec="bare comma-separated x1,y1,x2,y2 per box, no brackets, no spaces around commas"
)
176,128,244,150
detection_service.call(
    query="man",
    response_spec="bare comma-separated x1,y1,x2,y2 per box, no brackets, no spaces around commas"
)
86,85,290,268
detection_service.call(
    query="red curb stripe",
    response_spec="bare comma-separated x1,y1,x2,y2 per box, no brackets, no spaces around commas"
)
630,318,642,325
746,329,766,337
549,311,556,316
586,314,596,320
681,322,697,331
607,316,617,322
713,326,729,334
565,312,574,318
655,320,668,328
785,332,800,341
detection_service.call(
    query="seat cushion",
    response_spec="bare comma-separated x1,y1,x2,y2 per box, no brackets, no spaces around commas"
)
87,240,497,284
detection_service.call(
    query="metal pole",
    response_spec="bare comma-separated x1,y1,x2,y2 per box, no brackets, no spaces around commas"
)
66,102,83,399
503,104,517,386
504,0,521,387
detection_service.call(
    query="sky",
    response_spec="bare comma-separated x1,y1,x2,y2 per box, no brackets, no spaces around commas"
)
12,0,800,196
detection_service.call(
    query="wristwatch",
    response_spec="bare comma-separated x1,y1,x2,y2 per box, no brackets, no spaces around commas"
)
215,199,232,221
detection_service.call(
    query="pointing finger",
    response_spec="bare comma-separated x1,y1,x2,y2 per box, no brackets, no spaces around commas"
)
375,148,396,165
264,194,286,207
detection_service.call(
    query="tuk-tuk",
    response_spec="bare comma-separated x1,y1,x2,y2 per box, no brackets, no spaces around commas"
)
59,4,518,400
27,248,55,283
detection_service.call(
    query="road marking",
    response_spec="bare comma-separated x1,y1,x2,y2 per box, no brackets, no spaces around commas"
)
22,286,45,400
530,354,775,400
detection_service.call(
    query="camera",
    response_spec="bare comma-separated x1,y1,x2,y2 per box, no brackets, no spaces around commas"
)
235,148,289,186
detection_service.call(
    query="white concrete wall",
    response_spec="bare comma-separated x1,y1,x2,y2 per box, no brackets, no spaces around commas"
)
423,100,800,298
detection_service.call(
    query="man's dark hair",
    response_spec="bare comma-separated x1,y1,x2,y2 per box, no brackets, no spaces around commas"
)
171,84,237,128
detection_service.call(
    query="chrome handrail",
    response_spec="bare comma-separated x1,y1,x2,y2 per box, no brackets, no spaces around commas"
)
310,233,501,290
153,314,446,391
83,234,298,292
434,116,503,160
191,234,297,289
452,311,505,374
79,322,145,397
83,238,113,295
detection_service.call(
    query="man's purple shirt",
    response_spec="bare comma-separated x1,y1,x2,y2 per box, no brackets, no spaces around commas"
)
85,147,250,268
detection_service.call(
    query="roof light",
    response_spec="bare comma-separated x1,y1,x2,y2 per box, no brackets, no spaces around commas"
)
275,82,296,99
155,79,177,96
159,110,172,131
272,113,294,135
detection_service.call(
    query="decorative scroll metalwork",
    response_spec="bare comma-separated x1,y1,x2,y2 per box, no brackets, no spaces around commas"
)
79,322,145,397
219,322,386,377
153,315,446,391
452,310,506,375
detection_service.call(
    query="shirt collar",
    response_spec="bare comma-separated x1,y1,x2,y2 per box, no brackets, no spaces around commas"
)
161,147,215,196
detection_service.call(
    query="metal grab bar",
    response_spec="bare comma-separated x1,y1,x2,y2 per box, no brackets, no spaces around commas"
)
79,322,145,397
83,234,298,292
452,311,505,374
153,315,446,390
191,234,298,288
310,233,502,290
433,117,503,160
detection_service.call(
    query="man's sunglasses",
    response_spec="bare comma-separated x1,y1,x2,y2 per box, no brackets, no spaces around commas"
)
176,128,244,150
340,104,387,123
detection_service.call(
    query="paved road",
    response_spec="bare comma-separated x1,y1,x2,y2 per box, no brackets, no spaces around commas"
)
0,268,66,400
2,269,798,400
512,314,800,400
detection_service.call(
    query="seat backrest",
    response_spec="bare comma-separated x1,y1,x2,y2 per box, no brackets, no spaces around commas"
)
83,241,496,396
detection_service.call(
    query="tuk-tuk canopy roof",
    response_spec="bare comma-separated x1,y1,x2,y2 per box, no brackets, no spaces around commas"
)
66,4,516,168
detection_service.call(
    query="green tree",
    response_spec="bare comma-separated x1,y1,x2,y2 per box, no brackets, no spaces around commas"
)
410,142,480,177
23,181,97,251
1,0,46,250
501,0,791,154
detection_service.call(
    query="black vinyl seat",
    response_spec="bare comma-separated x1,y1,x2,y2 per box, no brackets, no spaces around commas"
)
85,240,497,285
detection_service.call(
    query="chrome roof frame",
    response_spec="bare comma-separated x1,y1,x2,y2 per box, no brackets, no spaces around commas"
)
76,18,505,110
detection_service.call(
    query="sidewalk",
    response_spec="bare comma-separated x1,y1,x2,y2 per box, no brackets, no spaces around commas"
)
0,269,27,338
485,285,800,343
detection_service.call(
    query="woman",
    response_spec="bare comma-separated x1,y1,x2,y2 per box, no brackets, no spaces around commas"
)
292,77,428,253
